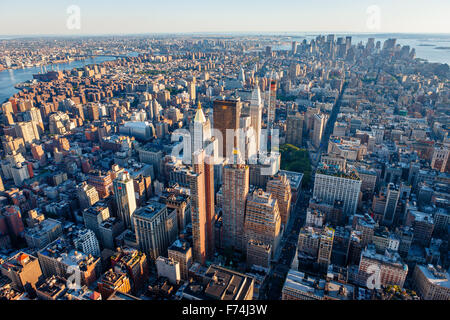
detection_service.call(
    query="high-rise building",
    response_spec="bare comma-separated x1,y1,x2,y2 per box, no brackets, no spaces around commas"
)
77,182,99,210
72,228,101,257
382,183,400,226
83,203,110,241
249,86,263,153
188,82,196,101
213,99,242,159
267,80,277,127
1,206,24,239
168,239,192,281
15,121,39,144
133,202,170,261
286,113,303,147
113,171,137,229
222,153,249,251
312,113,326,148
267,174,292,226
156,256,181,284
188,151,207,265
190,102,211,155
244,189,282,259
313,164,361,216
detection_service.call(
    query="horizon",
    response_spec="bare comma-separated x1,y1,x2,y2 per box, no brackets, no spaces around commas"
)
1,0,450,36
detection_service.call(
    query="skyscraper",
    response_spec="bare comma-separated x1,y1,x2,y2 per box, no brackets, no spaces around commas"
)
313,164,361,216
213,99,241,159
222,151,249,251
133,202,170,261
249,86,263,153
190,102,211,155
244,189,282,258
188,150,207,265
286,113,303,147
113,171,137,229
382,183,400,226
267,80,277,127
267,174,292,226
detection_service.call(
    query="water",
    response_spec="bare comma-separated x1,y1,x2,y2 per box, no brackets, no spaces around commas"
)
273,33,450,65
0,56,118,103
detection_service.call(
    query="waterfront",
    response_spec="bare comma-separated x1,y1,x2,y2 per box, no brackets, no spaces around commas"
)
272,33,450,65
0,56,118,103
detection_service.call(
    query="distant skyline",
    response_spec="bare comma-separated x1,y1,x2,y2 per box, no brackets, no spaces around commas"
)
1,0,450,36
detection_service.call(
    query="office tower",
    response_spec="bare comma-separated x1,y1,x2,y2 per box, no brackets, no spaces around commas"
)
133,202,170,261
156,256,181,284
249,86,263,153
204,155,215,258
382,183,400,226
188,151,207,264
312,113,326,148
99,217,125,250
313,164,361,216
246,240,272,268
285,112,303,147
190,102,211,154
77,182,99,210
168,239,192,281
82,204,110,241
0,252,43,295
267,174,292,226
405,209,434,247
1,206,24,239
222,152,249,251
291,41,298,55
188,82,196,101
267,80,277,127
213,99,241,159
113,171,137,229
244,189,282,258
239,68,246,84
161,192,190,233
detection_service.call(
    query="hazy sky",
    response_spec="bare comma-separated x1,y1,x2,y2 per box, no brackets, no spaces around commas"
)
1,0,449,35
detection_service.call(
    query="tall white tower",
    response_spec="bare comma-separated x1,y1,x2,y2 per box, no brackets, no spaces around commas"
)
250,86,263,153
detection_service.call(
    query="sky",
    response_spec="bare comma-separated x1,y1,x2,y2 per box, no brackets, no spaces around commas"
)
1,0,450,36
